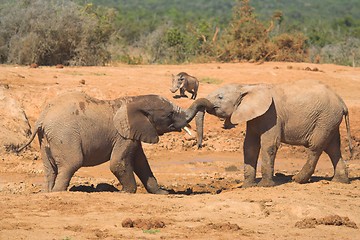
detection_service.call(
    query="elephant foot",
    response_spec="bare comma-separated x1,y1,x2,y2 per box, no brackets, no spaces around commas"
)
242,181,257,188
332,166,350,184
332,176,350,184
258,179,276,187
154,188,169,195
292,174,310,184
120,186,137,193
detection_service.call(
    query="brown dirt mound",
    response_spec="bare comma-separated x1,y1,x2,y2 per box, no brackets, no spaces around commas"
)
122,218,166,230
295,215,358,229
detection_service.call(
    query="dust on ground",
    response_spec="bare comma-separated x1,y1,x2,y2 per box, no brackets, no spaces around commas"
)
0,62,359,239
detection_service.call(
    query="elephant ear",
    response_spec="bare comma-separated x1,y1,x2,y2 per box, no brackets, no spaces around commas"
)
230,85,273,124
113,103,159,144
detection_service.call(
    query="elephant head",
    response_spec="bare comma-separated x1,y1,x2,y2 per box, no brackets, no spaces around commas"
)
196,84,273,148
114,95,213,144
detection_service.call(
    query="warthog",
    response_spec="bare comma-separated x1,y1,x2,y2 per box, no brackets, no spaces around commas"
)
170,72,199,100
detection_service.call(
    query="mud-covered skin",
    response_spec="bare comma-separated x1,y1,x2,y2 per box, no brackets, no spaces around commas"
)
196,81,352,187
17,92,213,193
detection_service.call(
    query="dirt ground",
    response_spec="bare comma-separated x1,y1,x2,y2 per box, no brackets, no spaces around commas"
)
0,62,359,239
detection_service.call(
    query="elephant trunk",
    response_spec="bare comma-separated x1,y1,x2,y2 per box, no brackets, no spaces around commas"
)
184,98,213,124
195,110,205,148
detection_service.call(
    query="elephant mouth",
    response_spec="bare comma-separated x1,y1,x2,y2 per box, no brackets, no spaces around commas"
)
206,106,218,114
168,124,181,132
211,106,230,118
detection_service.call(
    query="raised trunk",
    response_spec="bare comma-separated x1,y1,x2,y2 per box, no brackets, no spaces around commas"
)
184,98,213,123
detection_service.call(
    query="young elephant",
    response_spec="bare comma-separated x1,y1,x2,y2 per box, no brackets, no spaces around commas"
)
17,92,213,193
196,80,352,187
170,72,199,100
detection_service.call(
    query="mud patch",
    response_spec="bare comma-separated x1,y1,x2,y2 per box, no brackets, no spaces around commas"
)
205,222,242,231
295,215,358,229
69,183,119,192
122,218,166,230
166,176,241,195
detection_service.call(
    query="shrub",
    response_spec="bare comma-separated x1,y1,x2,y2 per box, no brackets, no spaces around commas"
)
271,32,308,62
320,37,360,67
138,25,194,64
217,0,308,63
218,0,269,61
0,0,115,66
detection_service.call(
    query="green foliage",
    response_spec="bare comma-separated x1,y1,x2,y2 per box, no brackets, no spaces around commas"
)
219,0,268,61
0,0,359,66
0,0,118,66
320,38,360,67
218,0,308,63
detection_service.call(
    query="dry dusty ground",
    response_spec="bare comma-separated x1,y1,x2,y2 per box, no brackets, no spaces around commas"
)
0,62,359,239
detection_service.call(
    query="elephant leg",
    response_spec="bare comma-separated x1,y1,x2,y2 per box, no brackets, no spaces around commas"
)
133,144,168,194
52,164,81,192
110,140,137,193
324,130,349,183
51,147,83,192
292,149,322,184
243,132,260,188
40,144,57,192
258,135,280,187
40,138,82,192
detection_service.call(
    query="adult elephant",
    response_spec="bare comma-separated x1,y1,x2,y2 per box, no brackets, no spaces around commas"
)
196,80,352,187
17,92,213,194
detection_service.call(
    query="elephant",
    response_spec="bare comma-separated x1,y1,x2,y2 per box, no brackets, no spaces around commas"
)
170,72,199,100
17,92,213,193
195,80,353,187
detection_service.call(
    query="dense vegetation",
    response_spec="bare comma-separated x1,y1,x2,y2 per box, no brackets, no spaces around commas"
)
0,0,359,66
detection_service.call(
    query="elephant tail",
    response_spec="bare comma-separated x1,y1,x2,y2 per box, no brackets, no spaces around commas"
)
16,123,41,153
343,108,353,159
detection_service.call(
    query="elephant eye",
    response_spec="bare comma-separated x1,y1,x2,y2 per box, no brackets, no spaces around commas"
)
218,94,223,100
168,111,174,118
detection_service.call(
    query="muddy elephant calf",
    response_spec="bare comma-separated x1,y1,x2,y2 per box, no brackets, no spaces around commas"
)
17,92,213,194
196,80,352,187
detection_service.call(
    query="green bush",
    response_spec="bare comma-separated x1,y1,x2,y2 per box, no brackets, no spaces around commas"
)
0,0,116,66
138,26,195,64
217,0,308,63
320,38,360,67
0,0,358,66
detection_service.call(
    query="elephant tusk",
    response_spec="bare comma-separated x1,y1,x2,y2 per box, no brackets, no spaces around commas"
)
183,126,192,136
